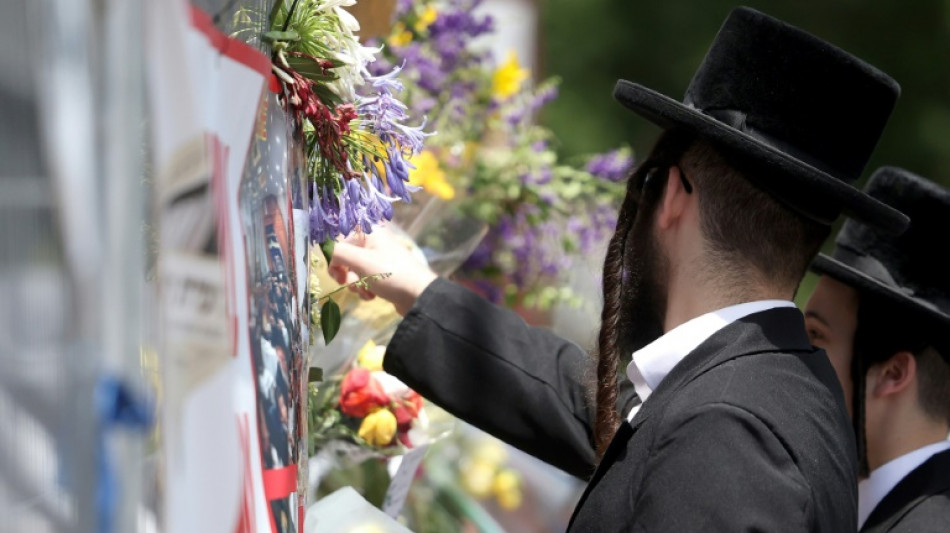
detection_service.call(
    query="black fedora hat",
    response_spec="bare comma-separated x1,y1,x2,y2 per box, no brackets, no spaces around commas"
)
614,6,908,235
811,167,950,354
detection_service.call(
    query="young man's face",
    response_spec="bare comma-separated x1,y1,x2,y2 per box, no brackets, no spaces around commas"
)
804,275,861,416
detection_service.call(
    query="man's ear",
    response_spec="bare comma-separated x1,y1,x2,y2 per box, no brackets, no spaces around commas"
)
869,351,917,399
656,165,691,230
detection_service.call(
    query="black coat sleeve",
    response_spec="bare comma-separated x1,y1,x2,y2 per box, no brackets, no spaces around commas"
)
383,278,635,480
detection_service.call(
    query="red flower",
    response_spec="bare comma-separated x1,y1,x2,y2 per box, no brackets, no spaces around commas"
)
392,390,423,429
339,367,390,418
276,64,358,179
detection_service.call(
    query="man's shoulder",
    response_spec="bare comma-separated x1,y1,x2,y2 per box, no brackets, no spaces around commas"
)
662,346,854,468
883,492,950,533
866,449,950,533
680,347,842,414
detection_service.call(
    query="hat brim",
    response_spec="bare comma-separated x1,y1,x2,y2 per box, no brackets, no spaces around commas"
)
811,253,950,329
614,81,909,236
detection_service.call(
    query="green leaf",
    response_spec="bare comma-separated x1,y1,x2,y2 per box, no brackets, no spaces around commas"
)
320,299,342,345
320,239,335,264
262,30,300,44
311,84,345,107
286,56,340,83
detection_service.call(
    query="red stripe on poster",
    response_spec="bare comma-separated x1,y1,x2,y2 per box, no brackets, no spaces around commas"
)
189,4,272,77
236,414,257,533
262,464,298,501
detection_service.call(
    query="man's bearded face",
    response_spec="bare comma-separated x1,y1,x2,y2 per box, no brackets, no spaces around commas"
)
615,186,669,358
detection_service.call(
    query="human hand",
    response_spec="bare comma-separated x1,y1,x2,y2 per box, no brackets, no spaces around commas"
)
329,224,438,316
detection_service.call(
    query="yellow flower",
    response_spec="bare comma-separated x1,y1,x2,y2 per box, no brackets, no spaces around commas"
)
388,22,413,48
492,468,519,494
358,408,397,447
460,459,497,499
408,151,455,200
492,51,529,100
492,469,522,510
496,486,523,511
414,6,438,33
471,439,507,466
356,340,385,372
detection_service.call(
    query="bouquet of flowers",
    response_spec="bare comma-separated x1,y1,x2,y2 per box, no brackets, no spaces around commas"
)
262,0,433,349
366,0,633,310
308,340,434,454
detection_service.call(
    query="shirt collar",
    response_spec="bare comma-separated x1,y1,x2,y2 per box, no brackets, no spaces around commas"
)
858,440,950,529
626,300,795,408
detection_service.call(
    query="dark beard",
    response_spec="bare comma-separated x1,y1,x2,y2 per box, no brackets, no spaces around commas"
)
615,210,668,359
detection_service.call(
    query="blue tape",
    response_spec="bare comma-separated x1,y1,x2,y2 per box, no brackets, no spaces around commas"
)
96,376,154,533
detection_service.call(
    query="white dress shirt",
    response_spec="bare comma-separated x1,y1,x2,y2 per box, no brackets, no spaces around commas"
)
625,299,796,422
857,439,950,529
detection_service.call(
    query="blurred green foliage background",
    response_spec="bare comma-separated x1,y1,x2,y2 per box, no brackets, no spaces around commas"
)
537,0,950,304
539,0,950,186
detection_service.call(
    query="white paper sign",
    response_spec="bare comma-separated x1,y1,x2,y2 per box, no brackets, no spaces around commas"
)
382,444,429,518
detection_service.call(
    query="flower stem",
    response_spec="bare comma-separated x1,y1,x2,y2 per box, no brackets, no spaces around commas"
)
317,272,393,302
282,0,302,32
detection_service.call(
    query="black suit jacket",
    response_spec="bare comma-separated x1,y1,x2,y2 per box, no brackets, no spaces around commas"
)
384,279,858,531
861,449,950,533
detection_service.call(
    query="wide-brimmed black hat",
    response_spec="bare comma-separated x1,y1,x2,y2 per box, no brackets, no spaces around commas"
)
614,6,908,235
812,167,950,354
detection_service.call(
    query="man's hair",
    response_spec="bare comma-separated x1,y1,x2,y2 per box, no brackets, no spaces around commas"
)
680,140,830,293
855,295,950,425
594,130,830,454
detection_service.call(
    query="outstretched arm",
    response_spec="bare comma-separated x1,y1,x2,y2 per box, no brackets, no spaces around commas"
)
384,277,600,479
329,226,634,478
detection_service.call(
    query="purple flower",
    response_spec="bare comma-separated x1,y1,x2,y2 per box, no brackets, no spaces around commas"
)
586,149,635,183
530,83,559,113
395,0,414,17
464,241,493,270
385,148,412,202
520,167,552,186
311,188,341,244
358,66,433,154
429,1,494,41
459,193,620,300
390,1,494,107
365,175,397,222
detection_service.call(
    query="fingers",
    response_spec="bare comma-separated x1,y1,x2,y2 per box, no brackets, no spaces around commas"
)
330,241,377,277
328,263,349,285
330,244,380,300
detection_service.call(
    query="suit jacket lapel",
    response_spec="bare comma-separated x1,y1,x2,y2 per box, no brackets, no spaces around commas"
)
861,449,950,532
